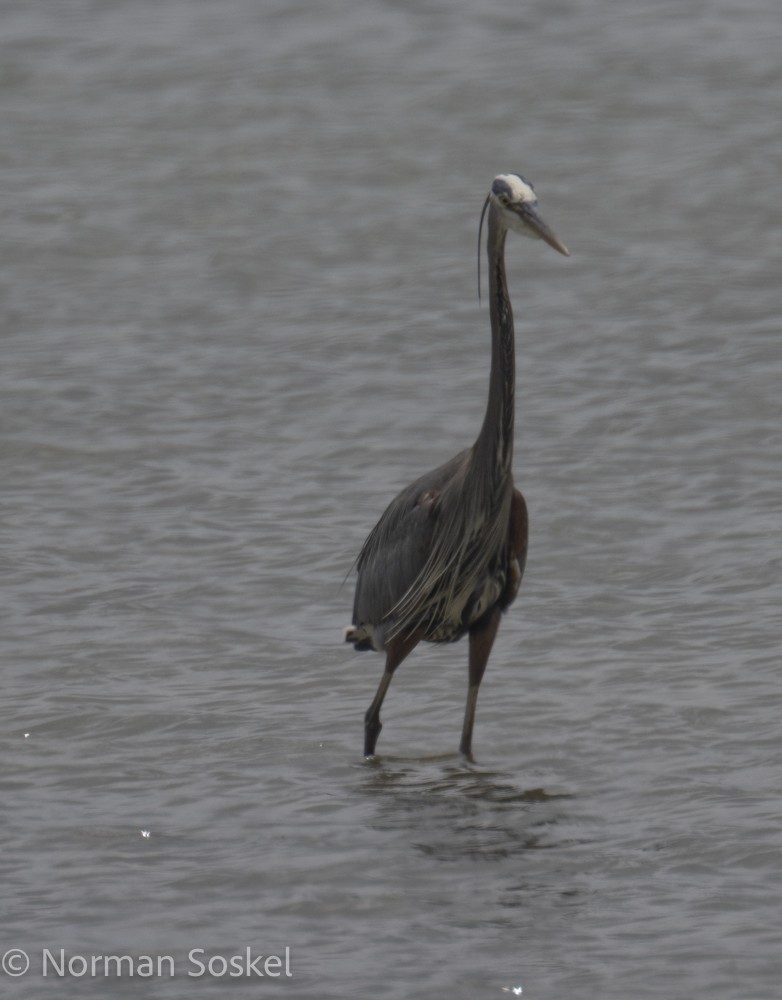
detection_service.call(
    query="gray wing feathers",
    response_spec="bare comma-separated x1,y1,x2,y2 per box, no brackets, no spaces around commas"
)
353,451,468,627
352,448,512,643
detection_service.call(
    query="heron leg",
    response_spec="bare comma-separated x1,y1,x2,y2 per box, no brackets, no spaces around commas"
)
364,630,421,757
459,608,502,758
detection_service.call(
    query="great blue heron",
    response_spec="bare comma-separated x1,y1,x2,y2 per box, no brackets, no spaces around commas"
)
345,172,569,758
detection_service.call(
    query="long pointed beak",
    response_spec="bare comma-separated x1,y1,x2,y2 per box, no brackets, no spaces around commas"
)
519,203,570,256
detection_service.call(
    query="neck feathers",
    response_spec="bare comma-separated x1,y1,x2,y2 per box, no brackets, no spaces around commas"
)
475,205,515,477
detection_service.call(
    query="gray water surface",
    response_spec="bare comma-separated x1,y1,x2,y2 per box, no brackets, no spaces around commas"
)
2,1,781,998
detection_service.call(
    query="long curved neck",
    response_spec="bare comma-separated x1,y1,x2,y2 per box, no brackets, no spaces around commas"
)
474,204,514,477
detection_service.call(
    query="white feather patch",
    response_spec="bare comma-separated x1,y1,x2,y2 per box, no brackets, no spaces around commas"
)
494,173,536,203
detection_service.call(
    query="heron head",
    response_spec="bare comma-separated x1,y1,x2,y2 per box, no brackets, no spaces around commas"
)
487,173,569,256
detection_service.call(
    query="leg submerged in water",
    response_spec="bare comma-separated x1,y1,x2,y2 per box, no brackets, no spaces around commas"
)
363,630,422,757
459,608,502,758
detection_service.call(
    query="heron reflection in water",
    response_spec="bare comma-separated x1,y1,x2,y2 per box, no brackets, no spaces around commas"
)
345,173,569,758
